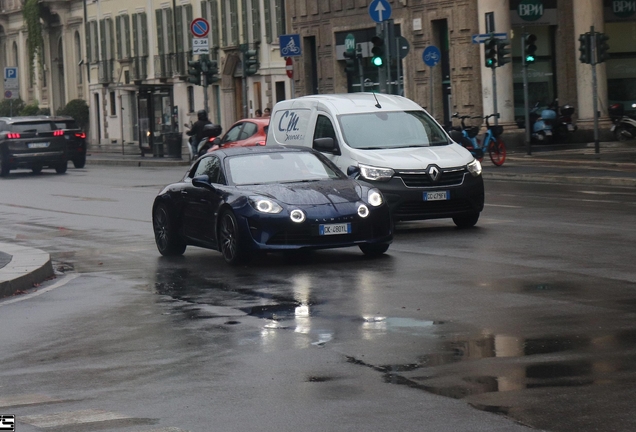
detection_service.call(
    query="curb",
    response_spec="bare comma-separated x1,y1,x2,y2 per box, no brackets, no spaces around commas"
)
0,243,55,299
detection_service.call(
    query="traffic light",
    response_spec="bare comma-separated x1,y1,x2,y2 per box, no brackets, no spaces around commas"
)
205,59,219,84
243,50,259,76
496,38,512,67
187,60,202,86
343,50,356,74
371,36,384,67
523,33,537,64
579,32,592,64
596,32,610,63
484,36,497,68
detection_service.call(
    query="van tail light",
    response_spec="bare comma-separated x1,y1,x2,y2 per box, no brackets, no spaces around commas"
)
53,130,64,136
74,132,86,139
256,140,266,146
208,137,216,142
7,132,20,139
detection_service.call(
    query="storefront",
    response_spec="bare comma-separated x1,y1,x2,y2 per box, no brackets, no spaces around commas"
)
605,0,636,115
137,85,181,157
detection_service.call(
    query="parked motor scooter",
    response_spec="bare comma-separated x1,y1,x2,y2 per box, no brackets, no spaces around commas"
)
195,123,223,157
609,103,636,141
550,99,578,142
529,102,557,144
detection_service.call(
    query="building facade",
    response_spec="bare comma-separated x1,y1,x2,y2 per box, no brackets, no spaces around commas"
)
2,0,635,149
288,0,636,139
0,0,288,152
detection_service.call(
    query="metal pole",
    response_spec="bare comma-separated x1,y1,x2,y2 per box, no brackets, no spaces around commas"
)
396,38,401,96
429,67,434,117
201,55,209,115
591,26,600,154
357,44,364,93
522,32,531,155
492,66,498,126
384,20,392,94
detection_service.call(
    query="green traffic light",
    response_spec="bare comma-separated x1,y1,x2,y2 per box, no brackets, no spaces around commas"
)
486,58,495,67
525,55,535,63
372,56,383,67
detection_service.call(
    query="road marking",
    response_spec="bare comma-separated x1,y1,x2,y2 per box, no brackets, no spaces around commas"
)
19,409,130,428
0,394,61,408
0,273,79,307
484,203,523,208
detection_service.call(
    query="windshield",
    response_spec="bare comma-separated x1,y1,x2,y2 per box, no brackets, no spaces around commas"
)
227,152,343,186
9,122,54,133
339,110,450,149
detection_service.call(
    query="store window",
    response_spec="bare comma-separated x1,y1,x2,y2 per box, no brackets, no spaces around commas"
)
605,21,636,115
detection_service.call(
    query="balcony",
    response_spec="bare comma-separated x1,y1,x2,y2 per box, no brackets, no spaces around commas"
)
98,60,114,84
129,56,148,82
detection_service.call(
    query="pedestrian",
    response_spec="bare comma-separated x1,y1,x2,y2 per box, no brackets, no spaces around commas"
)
186,110,211,159
255,109,262,118
263,107,271,117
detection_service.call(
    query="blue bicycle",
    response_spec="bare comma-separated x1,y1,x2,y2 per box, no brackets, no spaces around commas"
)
451,113,506,166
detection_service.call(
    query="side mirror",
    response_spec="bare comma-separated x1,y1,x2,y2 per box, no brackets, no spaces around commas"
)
448,130,464,143
313,137,337,153
346,165,360,179
192,174,215,190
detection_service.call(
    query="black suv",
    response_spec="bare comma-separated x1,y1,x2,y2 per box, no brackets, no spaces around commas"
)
50,116,87,168
0,116,68,177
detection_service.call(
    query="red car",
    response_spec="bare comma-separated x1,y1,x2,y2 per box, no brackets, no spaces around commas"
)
207,118,269,153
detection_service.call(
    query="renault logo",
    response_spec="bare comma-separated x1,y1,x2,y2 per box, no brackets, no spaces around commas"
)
427,165,441,182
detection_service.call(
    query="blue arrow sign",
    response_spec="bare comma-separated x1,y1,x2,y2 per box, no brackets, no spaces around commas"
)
423,46,441,67
472,32,508,44
368,0,392,23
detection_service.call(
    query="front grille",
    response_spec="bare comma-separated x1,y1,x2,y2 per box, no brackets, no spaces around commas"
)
394,199,474,219
397,168,467,188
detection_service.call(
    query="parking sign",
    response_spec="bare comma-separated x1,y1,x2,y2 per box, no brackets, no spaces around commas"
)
4,67,18,90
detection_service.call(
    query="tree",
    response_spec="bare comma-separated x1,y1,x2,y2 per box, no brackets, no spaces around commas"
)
0,98,26,117
57,99,89,130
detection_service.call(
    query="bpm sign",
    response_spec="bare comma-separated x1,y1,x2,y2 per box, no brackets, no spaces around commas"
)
613,0,636,17
517,0,544,21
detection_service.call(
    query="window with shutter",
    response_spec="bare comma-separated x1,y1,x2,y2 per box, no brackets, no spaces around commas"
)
185,5,193,50
116,17,122,59
229,1,238,46
264,0,271,44
132,14,139,56
124,15,131,58
241,0,247,44
141,13,148,56
86,22,92,63
156,9,164,55
175,6,184,53
166,8,175,54
221,1,227,47
251,0,261,43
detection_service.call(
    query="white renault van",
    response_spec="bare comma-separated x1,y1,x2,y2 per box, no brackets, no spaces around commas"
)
266,93,484,228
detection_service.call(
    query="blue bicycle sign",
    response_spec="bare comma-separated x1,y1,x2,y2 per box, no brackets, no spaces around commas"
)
279,34,302,57
423,46,441,67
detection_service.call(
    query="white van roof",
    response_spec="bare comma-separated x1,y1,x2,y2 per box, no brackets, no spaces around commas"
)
273,93,423,116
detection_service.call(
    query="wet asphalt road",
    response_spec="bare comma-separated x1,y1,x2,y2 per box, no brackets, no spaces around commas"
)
1,166,635,431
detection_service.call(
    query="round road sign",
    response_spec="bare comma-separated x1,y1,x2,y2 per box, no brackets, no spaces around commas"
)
423,45,441,67
4,90,12,99
190,18,210,38
285,57,293,79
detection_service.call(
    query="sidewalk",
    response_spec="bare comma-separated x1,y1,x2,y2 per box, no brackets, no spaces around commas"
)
2,140,634,299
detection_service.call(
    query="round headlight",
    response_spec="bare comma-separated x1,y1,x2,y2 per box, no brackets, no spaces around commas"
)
290,209,306,223
249,197,283,214
358,204,369,218
368,189,383,207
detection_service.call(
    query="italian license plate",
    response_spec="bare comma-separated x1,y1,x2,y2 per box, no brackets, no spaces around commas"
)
28,142,50,148
319,223,351,236
424,191,450,201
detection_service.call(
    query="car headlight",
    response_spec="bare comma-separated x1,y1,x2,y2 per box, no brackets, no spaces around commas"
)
358,204,369,218
359,164,394,182
249,197,283,214
290,209,306,223
467,159,482,177
367,189,383,207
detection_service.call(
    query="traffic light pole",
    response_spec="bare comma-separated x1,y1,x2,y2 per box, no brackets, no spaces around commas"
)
491,67,498,126
376,23,387,93
201,55,210,115
591,26,600,154
522,32,531,155
357,44,364,93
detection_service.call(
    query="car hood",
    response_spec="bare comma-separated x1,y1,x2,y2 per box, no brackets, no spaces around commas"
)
351,143,472,169
240,179,363,206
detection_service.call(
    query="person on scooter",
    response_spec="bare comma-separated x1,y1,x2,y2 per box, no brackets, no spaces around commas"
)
186,110,211,159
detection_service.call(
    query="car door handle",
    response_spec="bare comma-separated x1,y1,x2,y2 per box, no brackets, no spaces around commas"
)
180,191,188,196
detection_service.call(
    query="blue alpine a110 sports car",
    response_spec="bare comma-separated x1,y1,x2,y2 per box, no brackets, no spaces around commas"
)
152,146,393,265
